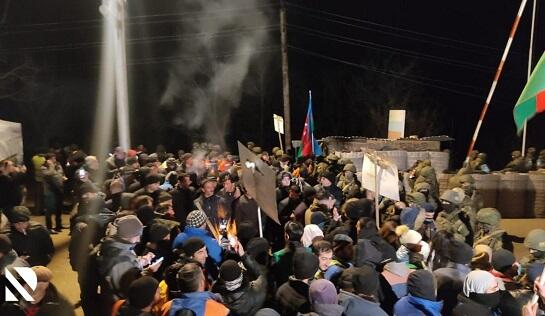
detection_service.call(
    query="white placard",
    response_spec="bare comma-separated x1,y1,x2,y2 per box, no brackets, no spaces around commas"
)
361,152,400,201
273,114,284,134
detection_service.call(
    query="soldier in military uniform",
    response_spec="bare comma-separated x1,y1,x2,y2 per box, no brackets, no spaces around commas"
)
502,150,527,173
413,182,439,211
537,149,545,170
414,165,439,198
435,190,473,244
520,228,545,266
473,208,513,252
336,163,361,199
471,153,490,173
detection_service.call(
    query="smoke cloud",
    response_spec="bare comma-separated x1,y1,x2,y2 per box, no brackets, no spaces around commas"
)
160,0,270,148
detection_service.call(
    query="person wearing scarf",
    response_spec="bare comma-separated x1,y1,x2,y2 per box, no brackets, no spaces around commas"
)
453,270,502,316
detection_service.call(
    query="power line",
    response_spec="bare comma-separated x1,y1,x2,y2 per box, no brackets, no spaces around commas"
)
2,3,278,32
1,24,279,53
285,2,507,55
54,46,279,70
288,44,491,99
288,23,496,74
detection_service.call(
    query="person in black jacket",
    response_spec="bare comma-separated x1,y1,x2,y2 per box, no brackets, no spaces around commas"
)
171,173,196,228
212,242,267,316
6,206,54,267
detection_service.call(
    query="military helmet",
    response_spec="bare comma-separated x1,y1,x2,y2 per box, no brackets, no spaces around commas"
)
476,208,501,226
251,146,262,155
406,192,427,206
343,163,357,173
338,158,352,166
414,182,431,192
326,153,339,163
511,150,522,158
419,166,436,178
458,174,475,184
440,189,463,206
271,147,280,155
477,153,487,161
524,229,545,251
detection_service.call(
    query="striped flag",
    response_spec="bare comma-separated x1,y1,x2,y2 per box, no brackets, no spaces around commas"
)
514,52,545,132
299,91,323,157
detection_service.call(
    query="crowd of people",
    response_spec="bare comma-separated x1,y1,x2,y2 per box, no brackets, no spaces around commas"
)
0,141,544,316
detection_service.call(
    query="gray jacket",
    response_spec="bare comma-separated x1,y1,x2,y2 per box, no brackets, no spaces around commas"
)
338,290,388,316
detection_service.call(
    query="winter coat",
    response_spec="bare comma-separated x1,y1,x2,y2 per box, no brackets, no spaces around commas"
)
171,186,196,227
211,254,267,316
452,294,497,316
97,237,141,293
297,303,345,316
272,243,307,287
394,295,443,316
7,223,54,266
357,230,397,262
172,227,223,264
0,283,75,316
275,279,311,316
337,290,388,316
433,262,471,315
168,291,229,316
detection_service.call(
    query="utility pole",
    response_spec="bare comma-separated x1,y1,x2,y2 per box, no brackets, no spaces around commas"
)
280,1,291,149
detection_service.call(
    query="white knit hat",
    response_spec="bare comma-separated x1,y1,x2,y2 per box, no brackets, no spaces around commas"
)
395,225,422,245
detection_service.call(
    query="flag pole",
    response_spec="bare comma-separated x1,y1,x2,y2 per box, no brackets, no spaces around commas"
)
309,90,314,155
522,0,537,156
465,0,527,163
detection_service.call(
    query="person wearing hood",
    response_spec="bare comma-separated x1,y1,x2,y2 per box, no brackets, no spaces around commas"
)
338,265,388,316
300,279,344,316
453,270,502,316
314,170,343,208
167,262,229,316
433,239,473,315
211,242,267,316
304,191,335,227
302,224,324,248
276,250,320,316
394,270,443,316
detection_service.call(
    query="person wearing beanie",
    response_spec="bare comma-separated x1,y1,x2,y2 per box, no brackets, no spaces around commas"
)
134,174,164,206
394,270,443,316
452,270,503,316
490,249,521,291
0,265,74,316
6,205,54,267
111,276,161,316
97,215,162,303
172,210,222,264
433,239,473,315
167,262,229,316
314,170,343,208
338,265,388,316
275,249,319,316
324,234,354,283
304,279,344,316
395,225,430,267
211,242,268,316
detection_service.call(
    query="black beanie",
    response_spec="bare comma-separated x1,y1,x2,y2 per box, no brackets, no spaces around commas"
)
0,234,12,254
246,237,270,257
293,250,319,280
321,171,336,184
144,174,162,186
237,221,258,243
219,260,242,282
11,206,31,223
448,240,474,264
128,276,159,309
182,237,205,257
352,266,379,296
136,205,155,226
149,223,170,243
407,270,436,301
492,249,516,273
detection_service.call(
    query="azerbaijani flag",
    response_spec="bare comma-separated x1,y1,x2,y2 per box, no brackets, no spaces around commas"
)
514,52,545,132
299,91,323,157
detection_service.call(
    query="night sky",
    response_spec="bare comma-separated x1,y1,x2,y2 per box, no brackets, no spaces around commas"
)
1,0,544,170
